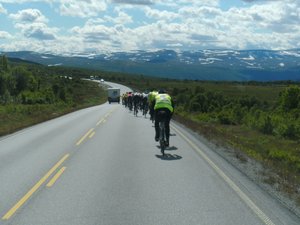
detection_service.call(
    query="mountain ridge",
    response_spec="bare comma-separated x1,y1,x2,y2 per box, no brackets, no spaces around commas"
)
1,49,300,81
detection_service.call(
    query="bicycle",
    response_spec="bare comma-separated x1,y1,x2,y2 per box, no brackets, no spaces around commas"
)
134,104,138,116
158,111,167,156
142,104,148,117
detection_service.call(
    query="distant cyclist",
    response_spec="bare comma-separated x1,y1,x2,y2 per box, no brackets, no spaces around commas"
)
127,92,133,111
142,92,149,116
153,89,174,147
133,92,141,115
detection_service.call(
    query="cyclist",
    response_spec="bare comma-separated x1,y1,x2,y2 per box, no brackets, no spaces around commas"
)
148,89,158,122
127,92,133,111
153,89,174,147
142,92,149,116
133,92,141,116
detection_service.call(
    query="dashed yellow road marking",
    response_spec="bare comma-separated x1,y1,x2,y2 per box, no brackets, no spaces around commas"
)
96,118,104,126
76,128,94,146
89,131,95,139
2,154,69,220
46,167,66,187
171,125,276,225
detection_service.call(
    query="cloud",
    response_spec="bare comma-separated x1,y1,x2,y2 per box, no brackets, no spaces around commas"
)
104,11,133,24
71,24,116,42
1,0,300,53
8,8,58,40
9,9,48,23
0,31,12,39
144,8,179,21
241,0,282,2
111,0,154,5
0,3,7,14
59,0,107,18
16,23,57,40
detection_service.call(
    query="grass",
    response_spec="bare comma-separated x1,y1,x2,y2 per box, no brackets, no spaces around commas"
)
0,80,107,137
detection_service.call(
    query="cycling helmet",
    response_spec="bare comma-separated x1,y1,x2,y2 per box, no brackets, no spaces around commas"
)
159,89,166,94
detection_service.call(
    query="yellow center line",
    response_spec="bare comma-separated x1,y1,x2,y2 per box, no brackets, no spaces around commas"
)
99,108,117,124
96,118,104,126
2,154,69,220
46,167,66,187
171,125,276,225
76,128,94,146
89,131,95,139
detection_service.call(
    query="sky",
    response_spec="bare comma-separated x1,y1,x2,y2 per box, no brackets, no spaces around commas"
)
0,0,299,54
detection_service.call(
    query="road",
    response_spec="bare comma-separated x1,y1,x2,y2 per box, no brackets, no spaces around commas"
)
0,81,299,225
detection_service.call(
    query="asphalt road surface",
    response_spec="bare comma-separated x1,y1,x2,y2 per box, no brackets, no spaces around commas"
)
0,81,299,225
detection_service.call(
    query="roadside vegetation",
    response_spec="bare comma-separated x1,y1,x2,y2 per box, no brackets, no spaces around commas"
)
0,55,106,136
1,55,299,205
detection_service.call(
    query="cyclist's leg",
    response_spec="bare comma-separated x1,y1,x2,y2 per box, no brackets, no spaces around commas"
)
154,109,160,141
149,106,153,120
165,109,172,146
134,102,136,114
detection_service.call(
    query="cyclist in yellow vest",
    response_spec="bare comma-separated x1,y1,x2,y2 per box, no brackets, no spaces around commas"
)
154,89,174,147
148,89,158,122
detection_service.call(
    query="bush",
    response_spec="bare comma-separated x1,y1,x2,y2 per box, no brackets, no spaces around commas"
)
217,110,234,125
268,149,289,161
260,115,274,135
279,86,300,111
276,122,297,139
20,90,54,104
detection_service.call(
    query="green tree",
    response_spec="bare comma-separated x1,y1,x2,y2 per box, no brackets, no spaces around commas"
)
12,67,37,94
0,73,6,96
280,86,300,111
0,55,9,72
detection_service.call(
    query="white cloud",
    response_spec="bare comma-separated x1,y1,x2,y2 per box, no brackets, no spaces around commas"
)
144,8,179,21
16,23,57,40
0,0,300,53
9,9,59,40
111,0,154,5
59,0,107,18
104,10,133,24
0,31,12,39
0,3,7,14
9,9,48,23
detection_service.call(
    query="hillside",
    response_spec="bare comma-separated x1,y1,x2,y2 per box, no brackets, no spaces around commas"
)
2,49,300,81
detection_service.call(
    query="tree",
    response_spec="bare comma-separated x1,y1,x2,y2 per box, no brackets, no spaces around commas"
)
12,67,37,94
280,86,300,111
0,55,8,72
0,73,6,96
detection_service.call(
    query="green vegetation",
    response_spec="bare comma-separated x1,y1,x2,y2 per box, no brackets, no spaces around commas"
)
0,55,106,136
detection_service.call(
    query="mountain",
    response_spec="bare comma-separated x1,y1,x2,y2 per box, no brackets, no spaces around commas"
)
1,49,300,81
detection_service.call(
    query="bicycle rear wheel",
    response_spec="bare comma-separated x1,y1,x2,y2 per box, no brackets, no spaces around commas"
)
159,121,166,155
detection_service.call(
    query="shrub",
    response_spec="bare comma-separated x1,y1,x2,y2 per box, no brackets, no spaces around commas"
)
260,115,274,135
217,110,234,125
279,86,300,111
276,122,297,139
268,149,289,161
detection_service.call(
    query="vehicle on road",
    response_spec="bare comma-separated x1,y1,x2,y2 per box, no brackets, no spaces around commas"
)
107,88,120,104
